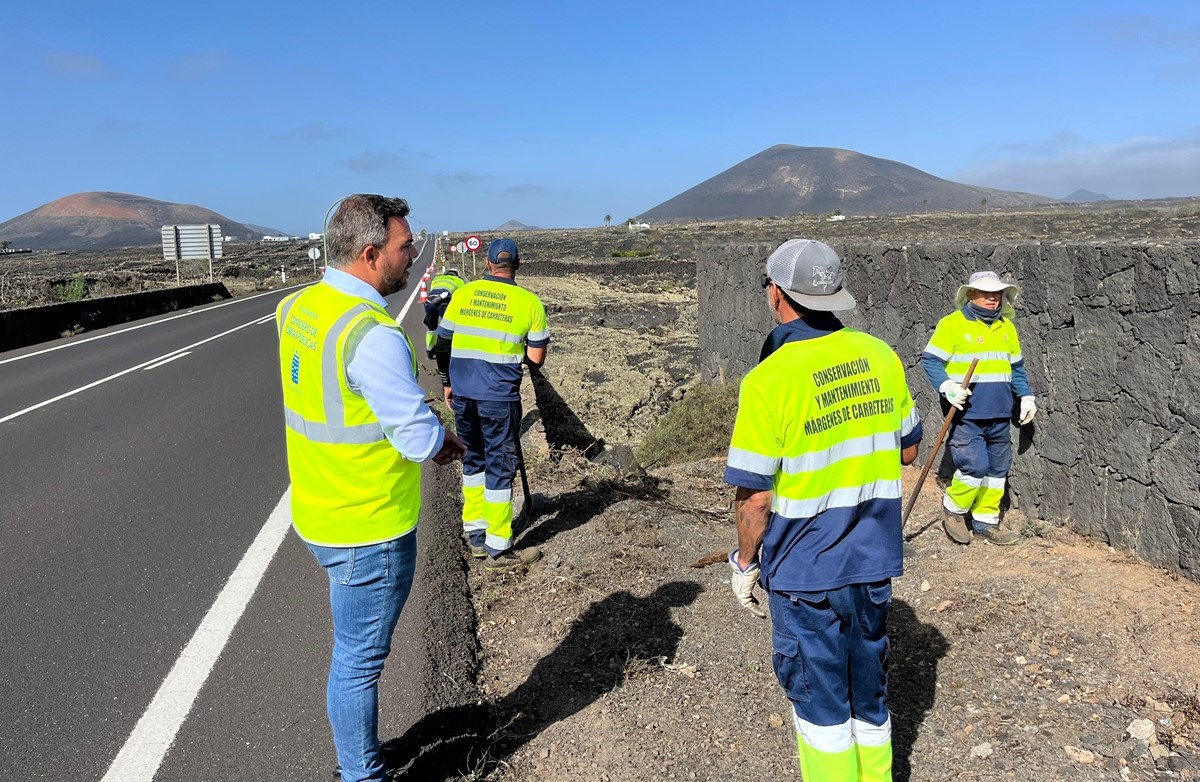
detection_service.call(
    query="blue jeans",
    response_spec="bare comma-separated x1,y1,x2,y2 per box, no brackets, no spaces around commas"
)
308,533,417,782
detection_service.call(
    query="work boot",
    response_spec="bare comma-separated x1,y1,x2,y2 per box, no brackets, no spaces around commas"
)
942,509,972,545
464,534,488,559
484,546,542,573
974,524,1022,546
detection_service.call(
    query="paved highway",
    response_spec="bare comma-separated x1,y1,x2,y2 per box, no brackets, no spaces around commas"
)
0,238,477,780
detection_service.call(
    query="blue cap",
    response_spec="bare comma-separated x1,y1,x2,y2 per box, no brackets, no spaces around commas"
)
487,238,520,263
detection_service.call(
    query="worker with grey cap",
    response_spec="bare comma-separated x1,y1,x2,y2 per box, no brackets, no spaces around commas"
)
725,239,923,779
921,270,1036,546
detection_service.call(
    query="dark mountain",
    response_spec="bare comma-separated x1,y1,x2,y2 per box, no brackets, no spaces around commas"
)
493,219,540,232
0,192,286,251
638,145,1057,221
1062,189,1113,203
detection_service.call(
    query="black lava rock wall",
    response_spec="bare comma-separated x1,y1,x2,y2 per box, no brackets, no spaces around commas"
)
699,241,1200,579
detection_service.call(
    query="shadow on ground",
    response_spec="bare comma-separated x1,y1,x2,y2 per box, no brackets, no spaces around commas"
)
382,580,703,780
889,598,952,782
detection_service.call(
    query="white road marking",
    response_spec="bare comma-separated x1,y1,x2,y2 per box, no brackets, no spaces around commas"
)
99,490,294,782
0,313,273,424
0,285,307,366
141,352,192,371
98,243,434,780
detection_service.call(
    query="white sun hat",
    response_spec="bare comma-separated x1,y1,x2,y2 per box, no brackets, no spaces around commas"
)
955,270,1020,314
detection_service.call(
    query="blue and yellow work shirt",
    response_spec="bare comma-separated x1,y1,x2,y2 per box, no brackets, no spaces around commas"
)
437,275,549,401
725,320,923,593
921,306,1032,420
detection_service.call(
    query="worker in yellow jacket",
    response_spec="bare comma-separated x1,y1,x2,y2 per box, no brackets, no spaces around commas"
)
726,239,923,781
921,270,1036,546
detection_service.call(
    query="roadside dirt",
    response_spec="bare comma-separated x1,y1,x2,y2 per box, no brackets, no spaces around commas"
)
439,259,1200,782
9,212,1200,780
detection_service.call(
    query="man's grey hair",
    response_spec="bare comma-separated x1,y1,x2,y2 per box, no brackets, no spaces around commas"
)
325,194,410,267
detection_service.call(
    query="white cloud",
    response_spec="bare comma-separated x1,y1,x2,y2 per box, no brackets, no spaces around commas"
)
958,133,1200,199
341,152,401,173
170,51,233,81
504,183,547,196
433,170,493,188
281,124,345,143
45,51,106,77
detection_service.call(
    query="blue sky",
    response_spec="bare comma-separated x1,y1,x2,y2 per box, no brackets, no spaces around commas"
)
4,1,1198,234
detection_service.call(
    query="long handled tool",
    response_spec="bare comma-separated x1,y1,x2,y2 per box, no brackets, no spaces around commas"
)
901,358,978,532
510,402,536,524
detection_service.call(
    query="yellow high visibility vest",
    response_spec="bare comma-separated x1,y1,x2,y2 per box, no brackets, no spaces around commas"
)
276,283,421,546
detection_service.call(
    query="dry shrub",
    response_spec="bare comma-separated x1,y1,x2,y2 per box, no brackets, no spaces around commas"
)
635,381,738,467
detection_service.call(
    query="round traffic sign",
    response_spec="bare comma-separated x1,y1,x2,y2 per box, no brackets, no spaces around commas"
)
454,242,467,253
308,247,321,261
465,235,481,252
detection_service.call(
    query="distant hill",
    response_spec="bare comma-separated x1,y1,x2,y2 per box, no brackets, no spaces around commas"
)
638,145,1057,221
1062,189,1113,203
493,219,540,232
0,192,286,251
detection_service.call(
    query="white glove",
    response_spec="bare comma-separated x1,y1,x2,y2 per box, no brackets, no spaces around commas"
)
939,379,972,410
729,550,766,618
1019,396,1037,425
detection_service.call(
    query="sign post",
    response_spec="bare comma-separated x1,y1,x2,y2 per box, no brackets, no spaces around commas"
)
465,235,481,275
454,241,470,276
308,246,321,276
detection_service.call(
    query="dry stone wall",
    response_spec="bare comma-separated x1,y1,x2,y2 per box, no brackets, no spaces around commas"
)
698,241,1200,579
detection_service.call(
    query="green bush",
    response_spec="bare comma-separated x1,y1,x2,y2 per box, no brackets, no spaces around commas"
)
609,250,655,258
636,382,740,467
53,274,87,302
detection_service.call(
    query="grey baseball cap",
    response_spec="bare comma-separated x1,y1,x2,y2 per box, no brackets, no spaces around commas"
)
764,239,856,311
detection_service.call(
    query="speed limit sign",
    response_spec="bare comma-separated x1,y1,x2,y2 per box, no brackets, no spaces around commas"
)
465,235,482,252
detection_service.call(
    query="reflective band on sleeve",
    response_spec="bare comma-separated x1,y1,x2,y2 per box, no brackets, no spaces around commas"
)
774,480,902,519
726,446,780,476
781,431,901,474
284,408,385,444
900,408,920,438
450,348,524,364
527,328,549,342
1011,352,1023,363
922,344,951,360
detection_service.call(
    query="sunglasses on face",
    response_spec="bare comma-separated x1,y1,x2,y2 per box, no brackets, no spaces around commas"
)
760,273,772,289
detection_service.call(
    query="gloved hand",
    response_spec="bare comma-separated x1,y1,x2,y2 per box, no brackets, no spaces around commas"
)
729,550,766,618
939,379,972,410
1019,396,1037,425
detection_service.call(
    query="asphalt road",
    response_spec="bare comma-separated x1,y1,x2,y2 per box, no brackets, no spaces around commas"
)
0,238,478,780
